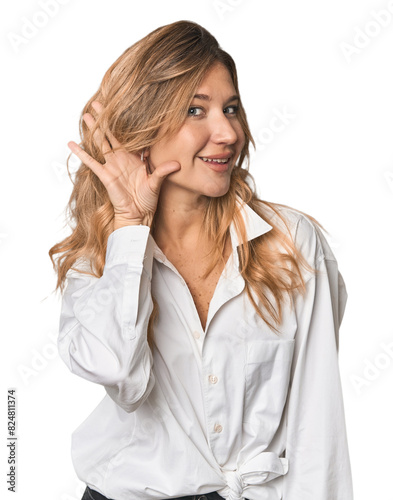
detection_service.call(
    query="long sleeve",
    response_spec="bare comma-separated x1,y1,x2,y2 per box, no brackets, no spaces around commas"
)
57,224,155,413
282,220,353,498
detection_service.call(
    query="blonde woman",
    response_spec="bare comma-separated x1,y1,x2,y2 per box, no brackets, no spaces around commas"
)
49,20,353,500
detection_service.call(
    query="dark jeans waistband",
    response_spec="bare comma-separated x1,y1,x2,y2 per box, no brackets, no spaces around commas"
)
82,485,226,500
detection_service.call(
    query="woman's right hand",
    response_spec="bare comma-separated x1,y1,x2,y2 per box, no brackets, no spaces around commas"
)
68,100,181,229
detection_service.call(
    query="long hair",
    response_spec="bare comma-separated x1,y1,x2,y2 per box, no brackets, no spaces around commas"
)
49,20,325,348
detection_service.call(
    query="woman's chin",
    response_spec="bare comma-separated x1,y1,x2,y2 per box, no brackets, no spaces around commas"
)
204,179,232,198
161,176,231,199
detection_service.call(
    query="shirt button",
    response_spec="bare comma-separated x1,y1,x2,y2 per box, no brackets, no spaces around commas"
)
193,331,201,339
209,374,218,384
214,423,223,433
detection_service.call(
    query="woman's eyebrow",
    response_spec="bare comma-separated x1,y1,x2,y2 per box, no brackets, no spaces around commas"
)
193,93,240,104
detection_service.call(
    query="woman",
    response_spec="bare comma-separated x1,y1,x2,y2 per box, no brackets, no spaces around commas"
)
49,20,353,500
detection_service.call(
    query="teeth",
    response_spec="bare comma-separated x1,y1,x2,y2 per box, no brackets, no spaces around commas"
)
201,157,229,163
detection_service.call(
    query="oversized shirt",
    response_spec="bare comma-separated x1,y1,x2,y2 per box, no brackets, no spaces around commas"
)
57,198,354,500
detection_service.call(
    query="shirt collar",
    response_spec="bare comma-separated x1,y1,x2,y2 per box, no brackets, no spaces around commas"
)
229,196,273,248
151,196,273,262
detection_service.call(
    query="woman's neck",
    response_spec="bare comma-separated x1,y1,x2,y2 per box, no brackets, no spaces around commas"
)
152,188,210,254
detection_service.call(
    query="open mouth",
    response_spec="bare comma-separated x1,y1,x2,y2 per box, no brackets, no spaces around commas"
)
198,156,231,172
199,156,230,164
198,156,231,166
198,157,231,164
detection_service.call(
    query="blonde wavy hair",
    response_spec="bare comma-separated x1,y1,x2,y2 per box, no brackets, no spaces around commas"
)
49,20,325,347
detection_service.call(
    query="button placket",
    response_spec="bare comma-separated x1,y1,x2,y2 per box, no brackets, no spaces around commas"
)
214,423,223,433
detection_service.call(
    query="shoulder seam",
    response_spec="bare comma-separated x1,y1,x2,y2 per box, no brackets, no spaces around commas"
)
294,212,327,261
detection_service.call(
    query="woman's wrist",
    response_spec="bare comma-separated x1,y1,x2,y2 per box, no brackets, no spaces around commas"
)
113,215,152,230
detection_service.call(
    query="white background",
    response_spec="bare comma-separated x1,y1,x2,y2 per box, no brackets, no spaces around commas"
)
1,0,393,499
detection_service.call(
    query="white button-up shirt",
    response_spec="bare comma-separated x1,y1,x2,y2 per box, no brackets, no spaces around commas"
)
58,199,353,500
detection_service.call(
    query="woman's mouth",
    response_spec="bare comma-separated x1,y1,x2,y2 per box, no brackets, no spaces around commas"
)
198,156,231,172
200,157,230,164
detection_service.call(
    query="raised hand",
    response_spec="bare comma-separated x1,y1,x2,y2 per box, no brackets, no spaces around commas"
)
67,100,181,229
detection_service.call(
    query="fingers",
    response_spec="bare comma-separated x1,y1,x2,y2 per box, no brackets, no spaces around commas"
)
83,110,113,158
90,101,143,169
67,141,106,181
148,161,181,193
88,101,141,172
91,101,122,151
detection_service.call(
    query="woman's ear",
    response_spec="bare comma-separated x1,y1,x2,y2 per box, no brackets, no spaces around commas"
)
140,149,150,162
142,150,154,174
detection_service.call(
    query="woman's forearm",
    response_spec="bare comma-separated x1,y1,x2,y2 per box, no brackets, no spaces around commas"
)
57,225,155,412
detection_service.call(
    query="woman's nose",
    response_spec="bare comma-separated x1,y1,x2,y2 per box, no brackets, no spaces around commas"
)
209,112,239,145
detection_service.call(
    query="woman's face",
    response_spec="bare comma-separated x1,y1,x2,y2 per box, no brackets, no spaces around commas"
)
147,62,246,201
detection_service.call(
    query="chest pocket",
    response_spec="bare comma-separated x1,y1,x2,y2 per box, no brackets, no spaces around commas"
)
244,339,295,430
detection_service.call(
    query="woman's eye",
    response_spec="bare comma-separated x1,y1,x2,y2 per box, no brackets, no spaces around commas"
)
188,107,203,117
224,105,239,115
